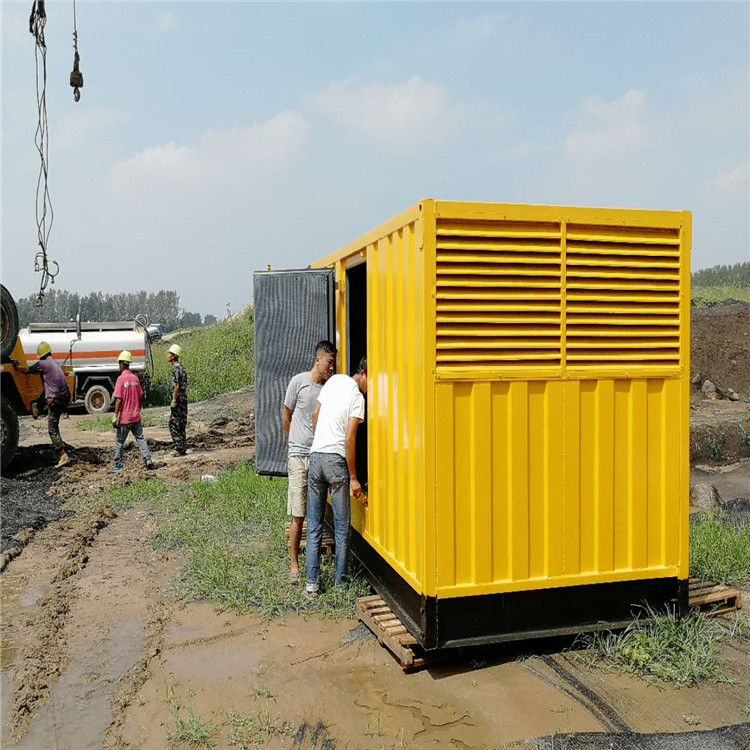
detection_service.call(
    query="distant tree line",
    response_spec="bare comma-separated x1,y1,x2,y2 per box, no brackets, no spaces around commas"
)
16,289,216,332
692,262,750,287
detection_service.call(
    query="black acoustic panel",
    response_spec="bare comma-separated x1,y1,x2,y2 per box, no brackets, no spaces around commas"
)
253,269,334,476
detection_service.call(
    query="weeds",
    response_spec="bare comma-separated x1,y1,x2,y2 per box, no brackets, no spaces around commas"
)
250,684,273,700
149,308,254,405
165,681,218,748
150,462,369,618
578,607,730,685
171,706,218,748
705,434,725,462
227,704,293,749
690,514,750,585
365,711,384,737
739,421,750,449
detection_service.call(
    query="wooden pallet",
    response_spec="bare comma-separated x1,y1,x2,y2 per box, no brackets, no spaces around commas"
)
285,521,335,554
689,578,742,617
356,596,425,670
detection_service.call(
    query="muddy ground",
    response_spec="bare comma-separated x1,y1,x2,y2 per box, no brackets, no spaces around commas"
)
2,324,750,748
1,390,255,553
1,487,749,750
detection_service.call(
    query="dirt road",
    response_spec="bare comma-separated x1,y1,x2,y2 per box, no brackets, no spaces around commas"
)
2,388,750,749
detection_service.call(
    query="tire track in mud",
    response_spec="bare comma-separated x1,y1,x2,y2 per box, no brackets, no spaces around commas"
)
101,592,168,750
522,655,630,734
5,505,116,741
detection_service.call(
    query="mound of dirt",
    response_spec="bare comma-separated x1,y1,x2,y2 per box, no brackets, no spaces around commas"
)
692,301,750,399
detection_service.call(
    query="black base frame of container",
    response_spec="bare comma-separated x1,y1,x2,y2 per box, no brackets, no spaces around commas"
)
349,527,690,651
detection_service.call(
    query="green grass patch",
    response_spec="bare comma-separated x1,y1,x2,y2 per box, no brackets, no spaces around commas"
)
690,514,750,586
148,308,254,405
692,286,750,307
150,462,369,618
579,607,745,685
77,411,161,432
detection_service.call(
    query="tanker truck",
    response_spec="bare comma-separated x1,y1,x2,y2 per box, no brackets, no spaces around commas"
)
1,285,76,472
19,319,154,415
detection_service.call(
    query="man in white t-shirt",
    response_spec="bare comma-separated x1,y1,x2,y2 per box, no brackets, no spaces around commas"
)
305,357,367,597
282,340,336,583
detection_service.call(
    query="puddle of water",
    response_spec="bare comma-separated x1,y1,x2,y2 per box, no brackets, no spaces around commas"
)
1,669,16,744
0,581,23,610
0,641,15,670
0,581,22,670
9,616,144,750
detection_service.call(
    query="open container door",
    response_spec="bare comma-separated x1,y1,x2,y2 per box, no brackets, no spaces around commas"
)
253,269,335,476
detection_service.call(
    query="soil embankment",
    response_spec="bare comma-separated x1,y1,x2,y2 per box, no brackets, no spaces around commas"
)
691,301,750,400
690,301,750,466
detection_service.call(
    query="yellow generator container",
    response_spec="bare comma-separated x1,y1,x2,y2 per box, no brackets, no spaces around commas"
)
257,199,691,649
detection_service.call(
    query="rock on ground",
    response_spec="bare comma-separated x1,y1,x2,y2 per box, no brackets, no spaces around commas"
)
690,484,722,511
702,380,723,400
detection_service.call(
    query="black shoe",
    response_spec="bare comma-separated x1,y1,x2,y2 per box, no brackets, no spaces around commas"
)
145,460,156,470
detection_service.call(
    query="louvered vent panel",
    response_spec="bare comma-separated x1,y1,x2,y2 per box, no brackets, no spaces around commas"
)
436,220,562,369
565,224,681,367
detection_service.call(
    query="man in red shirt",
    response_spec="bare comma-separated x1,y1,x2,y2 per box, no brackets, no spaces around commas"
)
112,350,155,472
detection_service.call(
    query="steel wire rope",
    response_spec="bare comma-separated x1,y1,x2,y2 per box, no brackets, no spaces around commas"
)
70,0,82,102
29,0,60,306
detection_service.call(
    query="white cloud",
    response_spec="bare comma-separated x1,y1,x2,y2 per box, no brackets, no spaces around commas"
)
311,76,466,147
553,89,661,207
155,11,178,34
703,164,749,201
694,164,750,268
108,111,309,194
565,89,653,160
454,12,512,42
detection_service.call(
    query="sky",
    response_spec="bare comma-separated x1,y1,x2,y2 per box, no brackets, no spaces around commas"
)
2,1,748,317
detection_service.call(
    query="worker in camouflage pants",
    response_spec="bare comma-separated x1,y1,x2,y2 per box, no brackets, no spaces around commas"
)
167,344,188,455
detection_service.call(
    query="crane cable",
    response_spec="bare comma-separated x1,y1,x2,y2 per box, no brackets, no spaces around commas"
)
29,0,59,307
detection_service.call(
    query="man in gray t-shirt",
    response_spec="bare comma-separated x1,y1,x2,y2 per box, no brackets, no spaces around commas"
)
282,340,336,582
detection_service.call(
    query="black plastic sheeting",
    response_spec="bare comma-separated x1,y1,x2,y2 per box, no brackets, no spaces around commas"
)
253,269,334,476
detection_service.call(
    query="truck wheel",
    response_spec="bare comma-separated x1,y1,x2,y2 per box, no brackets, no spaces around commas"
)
1,285,19,363
84,385,111,415
1,399,20,473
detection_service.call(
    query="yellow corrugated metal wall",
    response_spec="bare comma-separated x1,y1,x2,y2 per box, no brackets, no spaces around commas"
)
434,377,683,596
328,208,429,593
429,201,690,599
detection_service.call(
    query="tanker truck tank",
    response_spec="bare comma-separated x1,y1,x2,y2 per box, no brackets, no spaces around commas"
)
19,321,153,415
